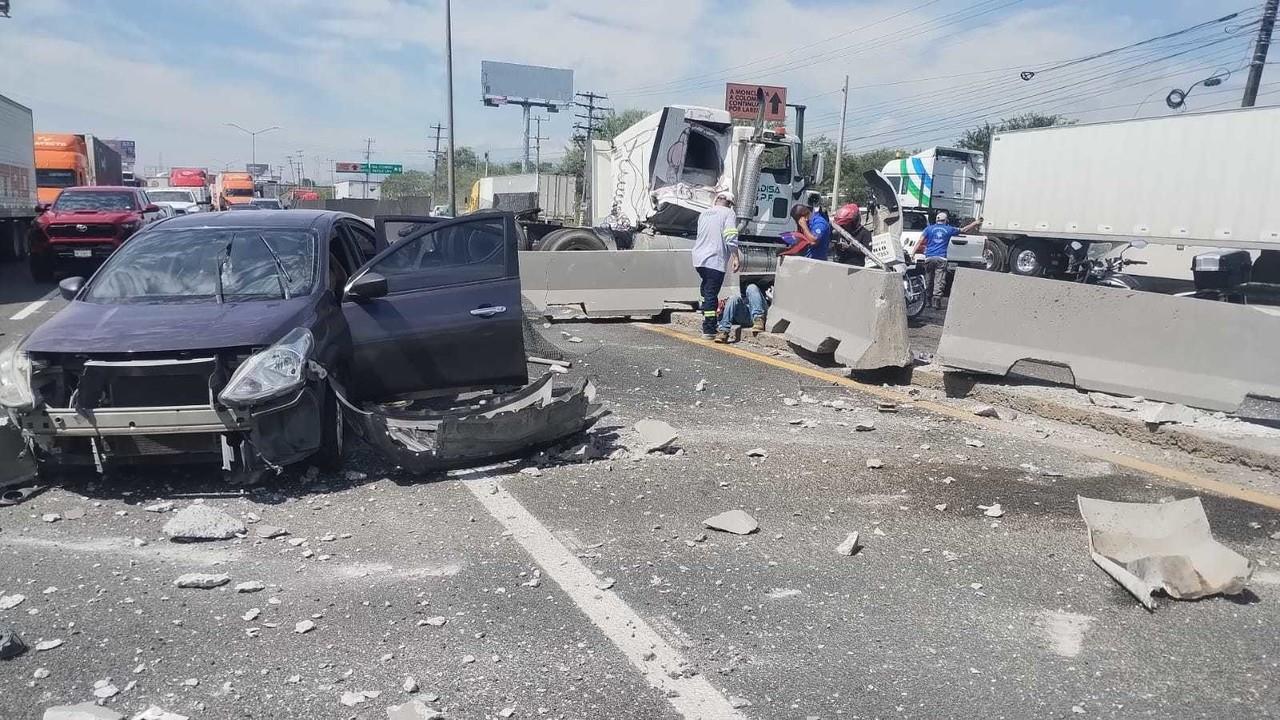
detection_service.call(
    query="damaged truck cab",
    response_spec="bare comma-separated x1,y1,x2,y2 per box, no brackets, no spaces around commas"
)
0,209,600,479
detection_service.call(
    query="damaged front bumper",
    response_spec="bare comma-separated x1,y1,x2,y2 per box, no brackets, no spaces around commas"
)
339,374,604,473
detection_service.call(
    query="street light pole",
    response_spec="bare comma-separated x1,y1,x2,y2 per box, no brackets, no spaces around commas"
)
445,0,457,216
224,123,281,167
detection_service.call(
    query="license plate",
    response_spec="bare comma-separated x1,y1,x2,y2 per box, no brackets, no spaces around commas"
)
74,249,92,258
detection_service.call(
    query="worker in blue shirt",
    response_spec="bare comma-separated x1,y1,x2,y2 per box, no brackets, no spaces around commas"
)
912,210,982,310
781,204,831,261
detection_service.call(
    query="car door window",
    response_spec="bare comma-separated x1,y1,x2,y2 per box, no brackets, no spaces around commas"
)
342,221,380,263
366,217,508,293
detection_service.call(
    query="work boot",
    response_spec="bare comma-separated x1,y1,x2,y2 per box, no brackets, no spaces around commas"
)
714,330,730,344
751,317,766,332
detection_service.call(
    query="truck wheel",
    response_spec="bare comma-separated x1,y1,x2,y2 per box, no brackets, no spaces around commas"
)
982,238,1008,272
539,228,608,251
29,254,53,283
1009,240,1049,277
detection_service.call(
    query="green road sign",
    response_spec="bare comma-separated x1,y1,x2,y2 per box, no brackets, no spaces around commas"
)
363,163,402,175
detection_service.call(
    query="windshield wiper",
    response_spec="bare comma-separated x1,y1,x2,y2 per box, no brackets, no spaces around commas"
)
256,233,293,300
215,237,234,304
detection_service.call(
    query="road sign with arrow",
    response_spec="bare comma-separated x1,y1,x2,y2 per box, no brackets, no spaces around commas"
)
724,83,788,122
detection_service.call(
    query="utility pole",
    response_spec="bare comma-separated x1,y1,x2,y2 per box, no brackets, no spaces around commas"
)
362,138,375,199
444,0,457,216
1244,0,1278,107
324,158,335,187
295,151,306,187
483,151,489,176
574,91,609,222
428,123,446,204
831,75,849,208
532,115,549,189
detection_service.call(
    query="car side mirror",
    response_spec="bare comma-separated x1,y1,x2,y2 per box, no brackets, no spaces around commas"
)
810,152,825,186
344,272,387,302
34,203,49,214
144,204,161,213
58,276,84,301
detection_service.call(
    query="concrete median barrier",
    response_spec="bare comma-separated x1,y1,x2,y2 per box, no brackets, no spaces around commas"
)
766,256,910,370
518,250,700,317
937,268,1280,414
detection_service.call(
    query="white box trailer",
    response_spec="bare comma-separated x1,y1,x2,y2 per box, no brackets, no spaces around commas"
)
0,93,37,261
470,173,577,220
982,107,1280,282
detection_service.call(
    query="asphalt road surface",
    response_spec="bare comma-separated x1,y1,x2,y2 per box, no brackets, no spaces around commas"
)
1,262,1278,720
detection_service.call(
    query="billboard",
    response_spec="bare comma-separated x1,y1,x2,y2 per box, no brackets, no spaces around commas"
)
481,61,573,108
725,84,788,123
246,163,269,177
102,138,136,167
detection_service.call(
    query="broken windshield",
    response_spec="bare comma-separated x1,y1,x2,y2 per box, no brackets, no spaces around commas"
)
83,228,317,303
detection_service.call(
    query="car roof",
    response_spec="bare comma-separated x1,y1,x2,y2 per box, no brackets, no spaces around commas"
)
157,208,356,232
60,186,141,193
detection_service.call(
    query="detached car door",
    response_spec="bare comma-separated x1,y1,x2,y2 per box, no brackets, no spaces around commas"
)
341,212,528,400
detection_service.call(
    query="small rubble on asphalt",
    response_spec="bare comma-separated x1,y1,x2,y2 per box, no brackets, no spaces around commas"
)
703,510,759,535
162,504,245,540
835,532,861,556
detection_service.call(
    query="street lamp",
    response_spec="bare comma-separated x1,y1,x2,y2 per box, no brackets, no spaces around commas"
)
224,123,281,166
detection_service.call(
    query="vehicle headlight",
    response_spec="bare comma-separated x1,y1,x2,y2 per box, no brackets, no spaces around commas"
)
0,342,35,410
218,328,314,407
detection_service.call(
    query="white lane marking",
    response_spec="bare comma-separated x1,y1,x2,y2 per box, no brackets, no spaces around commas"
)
1039,610,1094,658
465,480,746,720
9,299,48,321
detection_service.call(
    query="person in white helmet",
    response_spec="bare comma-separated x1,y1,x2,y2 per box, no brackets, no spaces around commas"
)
912,209,982,310
692,191,741,338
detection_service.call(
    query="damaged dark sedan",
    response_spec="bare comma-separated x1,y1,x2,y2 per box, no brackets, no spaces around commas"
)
0,210,599,479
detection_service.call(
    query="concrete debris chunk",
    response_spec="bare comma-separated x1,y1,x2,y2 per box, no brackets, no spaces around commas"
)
979,504,1004,518
341,690,380,707
934,504,948,512
34,638,63,651
519,467,543,477
835,532,861,556
34,667,50,679
1078,495,1254,610
695,379,708,392
131,707,188,720
385,699,445,720
703,510,758,535
1087,392,1126,409
782,397,799,407
255,525,288,539
163,504,245,540
853,421,875,432
595,578,616,590
41,702,125,720
174,573,230,589
499,708,517,718
0,593,27,610
402,675,419,693
235,581,266,593
419,616,448,627
242,608,260,622
1142,402,1198,426
42,513,60,523
964,438,985,448
144,501,174,513
972,404,999,418
865,458,884,469
635,419,679,453
0,627,26,659
295,620,316,634
93,680,120,699
745,448,768,458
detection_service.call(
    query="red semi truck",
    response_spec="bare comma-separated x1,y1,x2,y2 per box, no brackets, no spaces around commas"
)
168,167,212,209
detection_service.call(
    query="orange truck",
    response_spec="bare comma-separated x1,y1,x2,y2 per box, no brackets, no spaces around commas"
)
214,171,255,210
33,133,123,204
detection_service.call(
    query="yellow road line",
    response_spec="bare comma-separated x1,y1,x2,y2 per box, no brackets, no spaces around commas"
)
639,323,1280,511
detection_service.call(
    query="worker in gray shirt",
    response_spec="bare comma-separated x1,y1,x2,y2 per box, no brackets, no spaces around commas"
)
693,191,741,338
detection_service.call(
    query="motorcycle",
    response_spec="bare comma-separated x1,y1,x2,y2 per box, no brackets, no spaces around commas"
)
1064,239,1147,289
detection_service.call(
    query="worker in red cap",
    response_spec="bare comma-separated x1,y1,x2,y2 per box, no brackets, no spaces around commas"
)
831,203,872,266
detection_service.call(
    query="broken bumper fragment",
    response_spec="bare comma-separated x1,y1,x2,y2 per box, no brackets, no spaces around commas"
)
343,374,604,473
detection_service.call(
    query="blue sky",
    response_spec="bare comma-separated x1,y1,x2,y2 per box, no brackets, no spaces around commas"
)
2,0,1269,180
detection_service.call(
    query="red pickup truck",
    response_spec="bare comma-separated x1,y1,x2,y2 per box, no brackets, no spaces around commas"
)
28,186,164,281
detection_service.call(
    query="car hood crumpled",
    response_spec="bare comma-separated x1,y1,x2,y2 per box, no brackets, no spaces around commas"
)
22,297,317,354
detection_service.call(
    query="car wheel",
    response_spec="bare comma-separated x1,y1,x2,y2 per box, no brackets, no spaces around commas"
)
312,387,345,471
29,254,53,283
538,228,608,251
1009,240,1049,277
982,238,1008,272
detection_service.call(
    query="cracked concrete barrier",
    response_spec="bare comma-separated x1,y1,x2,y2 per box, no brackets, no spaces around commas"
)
937,268,1280,414
766,256,911,370
519,250,701,317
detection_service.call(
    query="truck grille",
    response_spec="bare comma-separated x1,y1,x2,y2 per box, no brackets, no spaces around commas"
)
47,223,118,239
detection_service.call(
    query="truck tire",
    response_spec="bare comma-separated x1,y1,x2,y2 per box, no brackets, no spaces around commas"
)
982,238,1008,272
1008,240,1050,277
29,254,53,283
538,228,608,252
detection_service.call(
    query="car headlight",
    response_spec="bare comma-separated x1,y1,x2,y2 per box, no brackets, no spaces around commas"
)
0,341,35,410
218,328,314,407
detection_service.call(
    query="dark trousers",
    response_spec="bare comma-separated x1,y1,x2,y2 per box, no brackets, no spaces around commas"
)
922,256,948,301
696,266,725,335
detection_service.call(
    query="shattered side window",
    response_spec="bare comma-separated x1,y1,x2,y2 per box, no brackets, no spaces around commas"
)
367,217,508,292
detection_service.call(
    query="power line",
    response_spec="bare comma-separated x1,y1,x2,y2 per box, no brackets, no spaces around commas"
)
573,91,609,221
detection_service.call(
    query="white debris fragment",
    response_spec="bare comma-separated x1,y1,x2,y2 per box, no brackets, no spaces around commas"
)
835,532,861,556
934,504,948,512
782,397,799,407
255,525,288,539
972,404,999,418
145,501,174,513
34,638,63,651
294,620,316,634
1087,393,1125,409
865,458,884,469
635,419,679,453
402,675,419,693
498,708,517,718
941,476,956,484
93,679,120,699
40,702,123,720
703,510,759,535
730,697,752,709
695,379,708,392
1142,402,1198,426
964,438,985,448
235,581,266,593
131,707,189,720
980,504,1005,518
163,504,245,540
595,577,616,590
418,616,448,627
242,608,261,622
33,667,50,679
340,690,380,707
652,368,664,377
461,654,477,664
519,467,543,477
872,527,886,536
42,513,61,523
0,593,26,610
853,421,875,432
385,699,445,720
745,447,768,458
174,573,230,589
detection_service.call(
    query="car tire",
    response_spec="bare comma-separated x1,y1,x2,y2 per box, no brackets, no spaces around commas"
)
982,238,1008,272
1008,240,1049,277
312,387,345,471
29,254,53,283
538,228,609,251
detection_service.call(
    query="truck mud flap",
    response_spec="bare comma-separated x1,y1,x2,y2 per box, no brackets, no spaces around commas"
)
332,374,604,473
